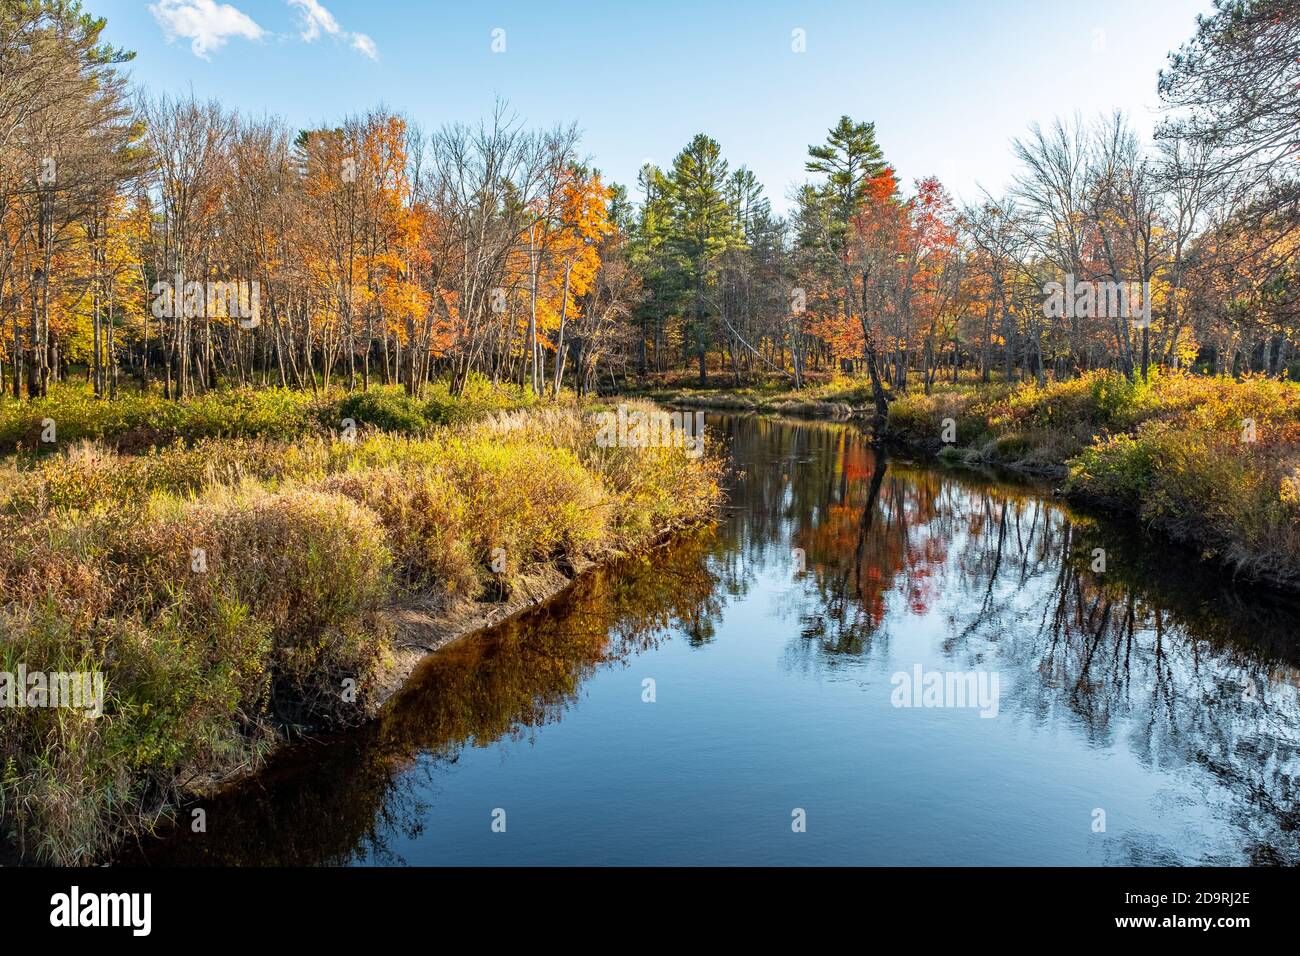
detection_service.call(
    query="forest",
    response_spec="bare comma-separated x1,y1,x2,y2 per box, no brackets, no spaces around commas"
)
0,1,1294,411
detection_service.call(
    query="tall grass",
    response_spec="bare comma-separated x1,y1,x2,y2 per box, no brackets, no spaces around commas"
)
0,398,722,864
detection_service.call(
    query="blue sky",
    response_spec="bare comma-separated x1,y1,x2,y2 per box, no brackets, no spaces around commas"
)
99,0,1214,211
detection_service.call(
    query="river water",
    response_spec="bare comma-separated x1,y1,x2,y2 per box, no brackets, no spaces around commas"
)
132,413,1300,866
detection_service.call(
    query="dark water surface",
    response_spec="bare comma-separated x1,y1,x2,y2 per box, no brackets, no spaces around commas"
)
133,413,1300,866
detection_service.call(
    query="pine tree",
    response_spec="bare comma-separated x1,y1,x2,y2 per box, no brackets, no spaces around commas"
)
666,134,742,382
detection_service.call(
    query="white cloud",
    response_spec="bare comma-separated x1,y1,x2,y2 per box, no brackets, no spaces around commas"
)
150,0,264,60
351,33,378,60
287,0,339,42
287,0,378,59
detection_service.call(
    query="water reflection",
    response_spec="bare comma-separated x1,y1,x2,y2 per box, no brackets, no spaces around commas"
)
132,414,1300,866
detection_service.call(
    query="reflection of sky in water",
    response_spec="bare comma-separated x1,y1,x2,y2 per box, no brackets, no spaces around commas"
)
135,414,1300,866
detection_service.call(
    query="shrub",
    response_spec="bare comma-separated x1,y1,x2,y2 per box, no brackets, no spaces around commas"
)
337,389,430,435
424,373,537,425
0,379,541,455
318,467,479,597
1068,431,1160,511
157,487,394,710
0,483,395,863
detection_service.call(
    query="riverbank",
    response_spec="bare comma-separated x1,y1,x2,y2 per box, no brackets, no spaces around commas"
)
889,371,1300,590
655,370,1300,593
0,394,722,864
640,380,866,421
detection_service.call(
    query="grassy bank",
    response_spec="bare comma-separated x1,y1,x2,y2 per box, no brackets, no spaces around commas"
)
652,369,1300,593
641,378,869,420
0,392,721,864
890,371,1300,589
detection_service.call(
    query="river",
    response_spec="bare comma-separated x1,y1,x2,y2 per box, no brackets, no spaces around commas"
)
129,412,1300,866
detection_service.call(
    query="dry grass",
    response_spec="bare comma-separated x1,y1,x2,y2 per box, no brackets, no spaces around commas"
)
0,399,722,864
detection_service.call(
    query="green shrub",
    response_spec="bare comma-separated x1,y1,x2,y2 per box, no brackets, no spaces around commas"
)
338,389,430,435
1068,432,1160,510
424,373,537,424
